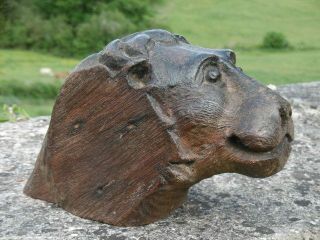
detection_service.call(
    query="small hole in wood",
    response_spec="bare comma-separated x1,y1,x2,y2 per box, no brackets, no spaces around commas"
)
96,186,104,195
69,119,85,135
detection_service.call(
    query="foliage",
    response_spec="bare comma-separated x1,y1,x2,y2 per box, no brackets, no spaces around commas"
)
74,9,135,56
0,104,29,122
262,32,290,49
0,0,163,57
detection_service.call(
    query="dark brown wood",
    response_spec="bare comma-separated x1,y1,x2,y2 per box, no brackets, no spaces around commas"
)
24,29,294,226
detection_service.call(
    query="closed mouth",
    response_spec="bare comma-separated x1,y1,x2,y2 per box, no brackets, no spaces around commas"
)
219,133,293,177
225,133,292,161
227,133,293,154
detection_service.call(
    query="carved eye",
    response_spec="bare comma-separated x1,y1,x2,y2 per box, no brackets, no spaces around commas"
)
205,65,220,83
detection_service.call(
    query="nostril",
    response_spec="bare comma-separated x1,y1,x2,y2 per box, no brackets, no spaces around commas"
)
279,107,289,125
228,134,243,149
285,133,293,142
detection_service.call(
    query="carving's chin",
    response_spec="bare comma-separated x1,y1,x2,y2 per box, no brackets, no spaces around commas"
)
164,163,198,188
223,136,292,178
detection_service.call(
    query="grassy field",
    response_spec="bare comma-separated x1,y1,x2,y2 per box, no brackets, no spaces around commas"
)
236,49,320,85
0,0,319,119
157,0,320,49
0,49,78,119
156,0,320,84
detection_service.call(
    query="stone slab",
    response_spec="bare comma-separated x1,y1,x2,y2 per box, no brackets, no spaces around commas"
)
0,82,319,240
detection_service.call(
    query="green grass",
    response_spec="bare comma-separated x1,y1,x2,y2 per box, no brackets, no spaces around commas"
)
157,0,320,49
0,49,78,118
0,49,78,85
237,49,320,84
156,0,320,84
0,95,55,117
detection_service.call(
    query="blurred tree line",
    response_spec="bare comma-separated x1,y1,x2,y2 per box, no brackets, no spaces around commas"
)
0,0,163,57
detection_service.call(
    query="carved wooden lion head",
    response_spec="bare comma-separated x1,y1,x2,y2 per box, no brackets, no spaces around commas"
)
24,29,294,226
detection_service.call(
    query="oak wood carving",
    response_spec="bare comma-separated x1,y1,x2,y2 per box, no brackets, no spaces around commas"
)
24,29,294,226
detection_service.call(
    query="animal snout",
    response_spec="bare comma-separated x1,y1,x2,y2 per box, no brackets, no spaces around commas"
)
228,97,293,153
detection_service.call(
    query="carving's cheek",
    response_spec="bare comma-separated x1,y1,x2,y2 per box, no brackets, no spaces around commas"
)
149,86,229,180
168,86,226,124
176,124,223,154
169,107,228,181
171,101,224,155
165,123,227,182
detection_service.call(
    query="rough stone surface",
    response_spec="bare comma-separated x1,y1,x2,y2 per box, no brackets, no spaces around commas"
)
0,82,319,240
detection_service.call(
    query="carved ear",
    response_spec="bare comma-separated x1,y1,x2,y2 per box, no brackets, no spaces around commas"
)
98,38,151,80
213,49,236,65
126,60,152,89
